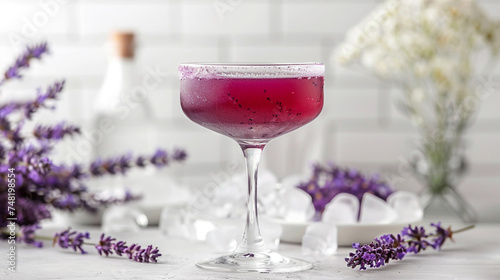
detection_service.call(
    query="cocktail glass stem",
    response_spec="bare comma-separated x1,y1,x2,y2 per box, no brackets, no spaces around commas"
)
234,145,270,255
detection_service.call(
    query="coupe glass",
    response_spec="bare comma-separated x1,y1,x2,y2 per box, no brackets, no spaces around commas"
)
178,63,324,272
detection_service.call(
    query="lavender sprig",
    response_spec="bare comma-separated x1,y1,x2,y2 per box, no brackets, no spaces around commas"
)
0,80,66,147
402,224,432,253
346,234,406,270
33,122,81,140
297,162,394,219
89,148,186,176
0,42,187,229
430,221,454,250
345,222,474,270
18,224,43,248
0,42,48,86
18,226,161,263
53,228,90,254
24,80,65,120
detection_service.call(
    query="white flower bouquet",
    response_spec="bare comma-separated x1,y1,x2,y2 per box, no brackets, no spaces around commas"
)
335,0,500,221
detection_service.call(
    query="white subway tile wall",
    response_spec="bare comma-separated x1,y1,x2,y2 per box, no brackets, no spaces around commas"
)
0,0,499,222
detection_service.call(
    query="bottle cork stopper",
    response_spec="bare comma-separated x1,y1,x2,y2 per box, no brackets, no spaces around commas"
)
111,31,135,58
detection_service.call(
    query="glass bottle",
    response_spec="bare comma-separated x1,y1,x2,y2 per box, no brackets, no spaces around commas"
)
93,31,153,158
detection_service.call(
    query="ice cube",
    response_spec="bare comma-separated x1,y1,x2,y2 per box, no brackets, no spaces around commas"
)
193,219,216,241
387,191,423,222
101,205,148,233
259,188,280,217
359,193,397,224
302,223,338,256
257,169,279,196
159,206,194,239
208,170,280,219
279,188,315,222
280,174,309,189
322,193,359,224
260,174,308,217
259,219,283,251
209,179,247,219
205,225,242,253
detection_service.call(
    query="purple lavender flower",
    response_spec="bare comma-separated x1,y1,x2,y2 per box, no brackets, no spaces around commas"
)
19,224,43,248
142,245,161,263
125,243,141,260
345,234,406,270
297,162,394,218
113,240,128,256
135,156,147,167
24,80,65,120
53,229,71,248
12,198,51,228
346,222,474,270
54,229,72,249
0,145,5,160
151,149,168,166
96,233,115,256
33,122,80,140
89,148,186,176
71,231,91,254
18,226,162,264
172,148,187,161
430,222,453,250
53,228,90,254
401,224,432,253
0,42,187,232
94,233,160,262
118,154,132,173
1,42,48,85
52,194,80,211
125,243,161,263
3,125,23,144
131,245,146,262
0,104,15,134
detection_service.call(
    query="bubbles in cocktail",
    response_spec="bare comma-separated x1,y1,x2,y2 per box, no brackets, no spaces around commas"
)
180,74,323,142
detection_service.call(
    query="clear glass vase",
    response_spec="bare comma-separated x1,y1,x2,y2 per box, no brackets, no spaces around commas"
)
411,139,477,223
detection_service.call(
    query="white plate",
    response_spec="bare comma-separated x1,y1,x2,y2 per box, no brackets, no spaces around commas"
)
270,218,421,246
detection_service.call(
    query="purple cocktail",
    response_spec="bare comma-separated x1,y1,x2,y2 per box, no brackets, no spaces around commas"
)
179,63,325,272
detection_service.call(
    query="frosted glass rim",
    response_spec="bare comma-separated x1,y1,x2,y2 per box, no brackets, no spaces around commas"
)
178,63,325,79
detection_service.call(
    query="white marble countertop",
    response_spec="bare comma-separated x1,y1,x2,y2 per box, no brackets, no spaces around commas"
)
2,223,500,280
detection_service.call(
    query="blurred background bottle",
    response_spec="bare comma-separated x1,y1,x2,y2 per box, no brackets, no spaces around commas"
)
93,31,153,158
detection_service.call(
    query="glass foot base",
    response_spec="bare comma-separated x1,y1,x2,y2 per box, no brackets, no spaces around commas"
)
196,252,312,273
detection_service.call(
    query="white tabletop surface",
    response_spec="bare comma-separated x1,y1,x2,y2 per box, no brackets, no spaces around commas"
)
2,223,500,280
